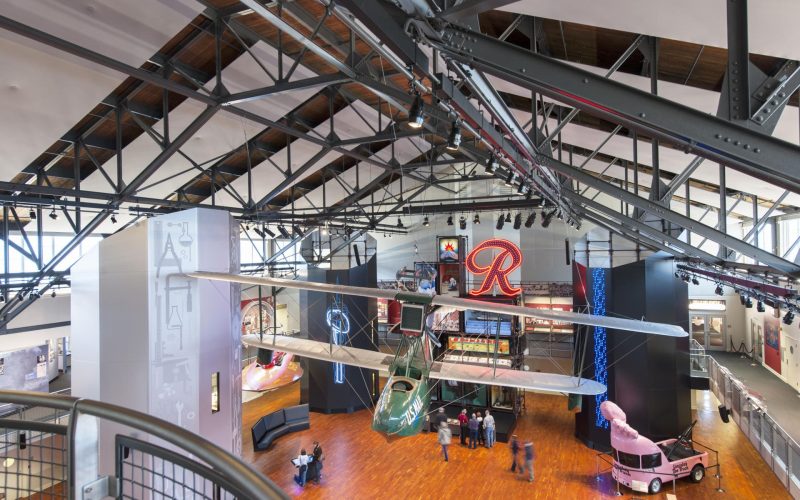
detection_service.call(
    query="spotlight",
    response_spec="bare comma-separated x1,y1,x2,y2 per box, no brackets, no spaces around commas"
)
513,213,522,230
447,215,453,226
254,227,266,238
423,216,430,227
541,210,554,228
110,214,117,224
496,214,505,230
459,216,467,230
674,272,680,279
397,218,404,229
739,294,746,306
504,171,517,187
263,226,276,238
486,153,499,173
0,295,4,303
473,213,480,224
277,225,291,239
49,208,58,220
414,244,419,254
524,212,536,228
756,301,765,313
715,285,724,296
292,225,305,237
28,209,36,220
691,277,699,286
517,183,529,196
505,212,512,223
446,121,461,151
745,297,753,308
681,274,690,283
51,290,56,298
784,310,795,325
407,94,425,129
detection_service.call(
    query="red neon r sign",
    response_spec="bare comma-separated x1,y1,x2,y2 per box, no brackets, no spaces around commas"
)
465,239,522,296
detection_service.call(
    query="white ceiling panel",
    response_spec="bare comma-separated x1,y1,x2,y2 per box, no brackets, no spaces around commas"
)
501,0,800,60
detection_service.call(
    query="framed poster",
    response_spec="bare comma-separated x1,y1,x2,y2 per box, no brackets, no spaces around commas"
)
377,298,388,323
415,262,438,296
438,237,460,262
430,309,460,332
439,263,461,297
764,314,781,374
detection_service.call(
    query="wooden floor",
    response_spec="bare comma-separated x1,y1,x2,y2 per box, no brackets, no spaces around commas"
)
242,385,789,499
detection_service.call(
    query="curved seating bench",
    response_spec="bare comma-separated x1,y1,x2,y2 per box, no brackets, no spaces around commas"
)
252,404,310,452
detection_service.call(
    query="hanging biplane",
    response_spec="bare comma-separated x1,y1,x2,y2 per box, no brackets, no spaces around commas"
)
188,271,687,437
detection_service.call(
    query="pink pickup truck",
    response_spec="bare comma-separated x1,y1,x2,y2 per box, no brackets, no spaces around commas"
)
601,401,708,494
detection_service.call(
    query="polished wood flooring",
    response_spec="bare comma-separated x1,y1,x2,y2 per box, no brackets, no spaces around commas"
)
242,385,789,499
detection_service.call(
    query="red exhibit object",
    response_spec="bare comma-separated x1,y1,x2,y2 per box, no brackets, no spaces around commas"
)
465,239,523,296
387,299,402,324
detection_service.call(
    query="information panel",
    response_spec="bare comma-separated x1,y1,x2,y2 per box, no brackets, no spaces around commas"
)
448,336,510,355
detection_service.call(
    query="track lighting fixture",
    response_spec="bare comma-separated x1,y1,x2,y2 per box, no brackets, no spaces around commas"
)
18,292,24,301
0,295,5,303
691,277,699,286
513,213,522,230
264,226,276,238
541,210,554,228
486,153,499,173
745,296,753,308
504,212,511,223
784,310,795,325
715,285,724,296
459,216,467,230
407,93,425,129
447,215,453,226
517,183,529,196
397,218,404,229
423,216,430,227
739,294,746,305
496,214,505,230
756,301,765,313
29,209,36,220
674,272,680,279
473,213,480,224
49,208,58,220
277,225,291,239
254,227,266,238
110,214,117,224
51,290,56,298
524,212,536,228
504,171,516,187
292,225,304,238
446,121,461,151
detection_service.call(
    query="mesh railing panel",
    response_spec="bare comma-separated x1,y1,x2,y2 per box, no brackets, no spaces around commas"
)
0,420,67,500
117,436,246,500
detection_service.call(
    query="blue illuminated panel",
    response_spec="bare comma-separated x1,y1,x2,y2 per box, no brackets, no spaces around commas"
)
326,295,350,384
592,268,609,429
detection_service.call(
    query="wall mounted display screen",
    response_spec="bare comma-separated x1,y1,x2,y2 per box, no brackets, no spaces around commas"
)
401,304,425,333
464,310,512,336
438,237,460,262
448,336,510,355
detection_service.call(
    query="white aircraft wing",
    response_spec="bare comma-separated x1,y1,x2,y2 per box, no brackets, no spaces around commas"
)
242,334,605,396
190,271,687,337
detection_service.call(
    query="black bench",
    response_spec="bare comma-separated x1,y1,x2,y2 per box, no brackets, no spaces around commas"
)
252,404,310,451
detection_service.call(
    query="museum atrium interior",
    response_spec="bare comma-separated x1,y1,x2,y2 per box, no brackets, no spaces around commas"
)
1,0,800,498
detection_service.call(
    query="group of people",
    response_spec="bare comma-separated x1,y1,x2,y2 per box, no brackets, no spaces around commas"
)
293,441,324,487
433,407,535,483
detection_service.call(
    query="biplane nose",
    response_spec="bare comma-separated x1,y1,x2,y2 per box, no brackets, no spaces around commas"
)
371,376,430,437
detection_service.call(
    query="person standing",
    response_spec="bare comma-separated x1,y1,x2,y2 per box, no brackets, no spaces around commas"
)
523,441,535,482
311,441,324,484
476,412,485,447
457,409,469,446
468,413,479,449
484,410,496,448
294,449,310,487
433,407,448,430
509,435,520,472
438,421,452,462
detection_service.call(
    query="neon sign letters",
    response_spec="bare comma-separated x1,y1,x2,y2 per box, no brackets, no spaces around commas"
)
465,239,523,296
326,297,350,384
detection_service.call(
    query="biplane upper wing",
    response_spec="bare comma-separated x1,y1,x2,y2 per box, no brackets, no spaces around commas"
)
190,271,687,337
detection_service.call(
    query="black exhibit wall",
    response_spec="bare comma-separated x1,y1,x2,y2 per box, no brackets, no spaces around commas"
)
574,254,690,448
299,256,379,413
609,255,690,441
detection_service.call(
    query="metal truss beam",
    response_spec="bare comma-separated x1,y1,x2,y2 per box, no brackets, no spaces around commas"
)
221,73,350,106
535,153,800,276
429,22,800,193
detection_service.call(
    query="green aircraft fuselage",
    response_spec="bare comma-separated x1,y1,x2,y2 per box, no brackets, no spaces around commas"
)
371,335,433,437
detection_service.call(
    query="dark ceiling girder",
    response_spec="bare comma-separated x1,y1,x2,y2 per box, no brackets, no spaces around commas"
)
432,23,800,193
221,73,351,106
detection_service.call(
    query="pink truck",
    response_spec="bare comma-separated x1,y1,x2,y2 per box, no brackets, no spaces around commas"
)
601,401,708,494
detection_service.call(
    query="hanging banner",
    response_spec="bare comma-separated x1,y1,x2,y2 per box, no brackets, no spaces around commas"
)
764,315,781,374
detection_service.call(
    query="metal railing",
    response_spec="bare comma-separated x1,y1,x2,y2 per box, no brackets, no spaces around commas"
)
708,356,800,498
690,339,710,378
0,390,287,500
